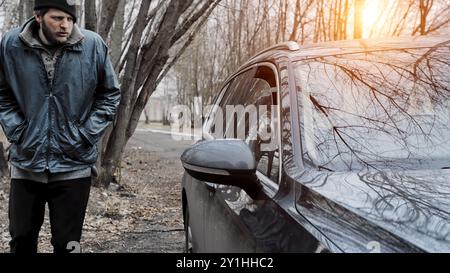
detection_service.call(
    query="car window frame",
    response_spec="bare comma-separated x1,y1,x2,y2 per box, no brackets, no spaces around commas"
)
203,62,283,197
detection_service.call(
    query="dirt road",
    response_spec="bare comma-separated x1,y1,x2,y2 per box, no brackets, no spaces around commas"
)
87,130,195,253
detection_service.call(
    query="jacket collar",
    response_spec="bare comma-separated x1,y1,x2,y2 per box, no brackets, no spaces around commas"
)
17,17,84,51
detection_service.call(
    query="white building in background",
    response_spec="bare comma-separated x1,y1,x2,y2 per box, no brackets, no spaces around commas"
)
139,95,175,123
139,74,178,123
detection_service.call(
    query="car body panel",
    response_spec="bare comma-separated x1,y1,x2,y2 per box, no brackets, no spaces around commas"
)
291,168,450,253
183,172,327,253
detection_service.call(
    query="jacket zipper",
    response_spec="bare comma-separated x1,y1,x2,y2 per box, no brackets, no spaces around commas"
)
47,51,64,170
32,48,62,171
31,49,51,171
28,42,80,171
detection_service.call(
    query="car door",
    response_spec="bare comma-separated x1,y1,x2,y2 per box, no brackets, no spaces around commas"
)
197,63,312,252
195,67,262,252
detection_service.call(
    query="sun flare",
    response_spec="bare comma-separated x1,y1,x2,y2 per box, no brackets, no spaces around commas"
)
362,0,382,38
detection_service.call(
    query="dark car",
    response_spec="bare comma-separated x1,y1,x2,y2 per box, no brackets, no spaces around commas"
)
180,36,450,253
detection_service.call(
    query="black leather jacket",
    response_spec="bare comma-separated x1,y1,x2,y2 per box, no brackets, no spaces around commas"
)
0,19,121,173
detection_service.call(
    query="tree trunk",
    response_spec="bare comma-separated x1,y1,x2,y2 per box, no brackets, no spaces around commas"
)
84,0,97,32
110,0,125,67
1,0,18,32
419,0,433,35
18,0,25,24
95,0,152,188
289,0,301,41
16,0,34,25
98,0,121,41
420,0,427,35
354,0,364,39
144,109,150,125
24,0,34,20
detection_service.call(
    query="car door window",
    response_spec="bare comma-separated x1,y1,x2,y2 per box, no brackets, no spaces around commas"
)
209,65,280,183
248,79,280,183
207,68,256,138
205,82,230,137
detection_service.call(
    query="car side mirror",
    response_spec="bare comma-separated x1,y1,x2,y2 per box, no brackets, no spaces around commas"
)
180,139,263,199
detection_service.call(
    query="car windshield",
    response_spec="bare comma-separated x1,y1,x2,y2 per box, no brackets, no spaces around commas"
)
294,43,450,171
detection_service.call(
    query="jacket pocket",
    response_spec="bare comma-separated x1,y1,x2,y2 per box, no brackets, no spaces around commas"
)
58,120,97,163
13,123,42,161
9,120,28,144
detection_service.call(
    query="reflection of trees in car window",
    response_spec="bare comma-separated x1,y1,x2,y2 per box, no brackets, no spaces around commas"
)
210,66,280,182
243,68,280,183
295,45,450,171
246,81,279,182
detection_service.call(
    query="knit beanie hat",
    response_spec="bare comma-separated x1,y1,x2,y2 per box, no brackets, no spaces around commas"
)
34,0,78,22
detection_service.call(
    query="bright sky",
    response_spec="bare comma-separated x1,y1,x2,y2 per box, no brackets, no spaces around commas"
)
362,0,384,38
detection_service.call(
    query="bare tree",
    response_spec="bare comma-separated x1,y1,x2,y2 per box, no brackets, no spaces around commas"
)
97,0,121,40
110,0,125,67
361,0,450,38
84,0,97,32
412,0,450,36
18,0,34,25
289,0,314,42
144,109,150,124
1,0,19,34
96,0,221,187
418,0,433,35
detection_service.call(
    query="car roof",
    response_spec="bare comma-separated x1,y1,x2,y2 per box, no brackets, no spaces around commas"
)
238,35,450,70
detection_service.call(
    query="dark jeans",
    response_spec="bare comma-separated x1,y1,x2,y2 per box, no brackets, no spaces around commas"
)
8,177,91,254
